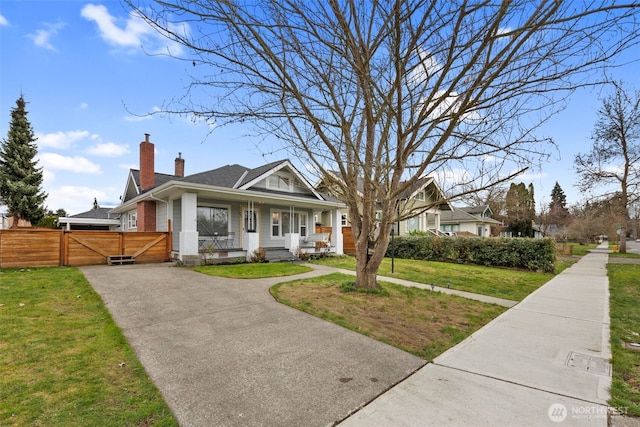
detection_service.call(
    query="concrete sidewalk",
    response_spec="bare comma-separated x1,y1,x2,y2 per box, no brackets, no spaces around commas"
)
339,245,614,426
80,263,425,427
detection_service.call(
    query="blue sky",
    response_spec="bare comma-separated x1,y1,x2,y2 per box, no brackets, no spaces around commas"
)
1,1,639,215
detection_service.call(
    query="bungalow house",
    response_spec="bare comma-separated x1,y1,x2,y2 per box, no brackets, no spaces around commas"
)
427,205,502,237
58,207,121,231
315,173,452,236
110,134,345,264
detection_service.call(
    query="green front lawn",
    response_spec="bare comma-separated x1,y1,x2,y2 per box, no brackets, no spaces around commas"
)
0,267,177,427
271,272,507,361
312,256,552,301
608,263,640,417
194,262,313,278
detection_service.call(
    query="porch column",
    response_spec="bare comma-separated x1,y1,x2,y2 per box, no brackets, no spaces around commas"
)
179,192,199,259
331,208,344,255
434,211,441,232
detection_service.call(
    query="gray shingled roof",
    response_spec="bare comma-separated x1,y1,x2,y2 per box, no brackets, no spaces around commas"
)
70,207,119,220
458,205,493,216
438,208,501,224
179,164,250,187
131,170,178,192
237,160,288,187
131,161,293,191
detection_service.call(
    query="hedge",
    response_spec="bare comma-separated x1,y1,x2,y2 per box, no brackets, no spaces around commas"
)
386,236,556,272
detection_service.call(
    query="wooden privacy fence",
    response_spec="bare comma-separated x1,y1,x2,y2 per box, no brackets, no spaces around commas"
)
315,225,355,254
0,229,171,268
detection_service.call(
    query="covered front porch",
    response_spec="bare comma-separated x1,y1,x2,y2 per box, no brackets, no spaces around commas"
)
169,190,344,264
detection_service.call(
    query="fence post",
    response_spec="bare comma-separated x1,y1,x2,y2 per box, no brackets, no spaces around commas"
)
119,232,125,255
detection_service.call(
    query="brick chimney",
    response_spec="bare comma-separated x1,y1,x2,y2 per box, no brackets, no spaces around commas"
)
137,133,157,232
175,152,185,177
140,133,155,191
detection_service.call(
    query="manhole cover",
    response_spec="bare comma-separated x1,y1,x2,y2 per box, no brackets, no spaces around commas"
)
566,352,611,375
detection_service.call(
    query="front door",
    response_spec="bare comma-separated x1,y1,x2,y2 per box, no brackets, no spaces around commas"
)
240,207,260,247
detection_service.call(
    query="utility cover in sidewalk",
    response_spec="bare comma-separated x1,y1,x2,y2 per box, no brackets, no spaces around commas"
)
566,351,611,375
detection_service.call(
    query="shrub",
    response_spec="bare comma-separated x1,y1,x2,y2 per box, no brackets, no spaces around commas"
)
386,236,556,272
250,247,268,263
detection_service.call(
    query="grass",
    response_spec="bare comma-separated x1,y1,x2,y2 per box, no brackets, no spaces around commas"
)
561,242,598,256
312,256,553,301
610,252,640,259
608,263,640,417
0,267,178,427
194,262,312,278
271,272,507,361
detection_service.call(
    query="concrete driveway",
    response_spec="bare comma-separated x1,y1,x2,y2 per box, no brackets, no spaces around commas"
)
80,263,425,427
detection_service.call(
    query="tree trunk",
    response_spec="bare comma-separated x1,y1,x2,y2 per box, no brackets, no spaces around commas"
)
353,224,390,290
10,213,19,229
619,226,627,254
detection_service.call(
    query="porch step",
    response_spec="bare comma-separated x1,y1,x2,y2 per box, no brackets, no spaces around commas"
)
107,255,135,265
265,248,298,263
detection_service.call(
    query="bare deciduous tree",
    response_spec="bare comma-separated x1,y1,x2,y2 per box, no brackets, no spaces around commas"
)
575,82,640,253
128,0,639,289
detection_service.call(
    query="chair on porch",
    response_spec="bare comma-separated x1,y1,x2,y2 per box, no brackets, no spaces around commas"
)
224,232,236,249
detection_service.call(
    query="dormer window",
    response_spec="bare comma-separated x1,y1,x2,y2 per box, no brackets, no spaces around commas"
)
267,173,293,192
415,191,425,201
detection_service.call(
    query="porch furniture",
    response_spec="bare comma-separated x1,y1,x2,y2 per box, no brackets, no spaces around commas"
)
199,232,236,251
303,232,330,251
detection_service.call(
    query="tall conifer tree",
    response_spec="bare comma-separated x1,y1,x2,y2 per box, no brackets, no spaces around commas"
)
0,95,47,227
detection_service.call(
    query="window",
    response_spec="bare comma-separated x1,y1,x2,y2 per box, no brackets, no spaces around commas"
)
341,213,348,226
244,210,257,232
272,212,280,236
407,216,420,232
197,206,229,236
271,210,308,237
299,213,308,237
127,212,137,229
267,173,292,192
441,224,460,232
415,191,425,201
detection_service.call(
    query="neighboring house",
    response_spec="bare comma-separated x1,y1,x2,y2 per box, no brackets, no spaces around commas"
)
428,205,502,237
58,208,121,231
110,134,345,263
499,224,544,239
315,173,452,236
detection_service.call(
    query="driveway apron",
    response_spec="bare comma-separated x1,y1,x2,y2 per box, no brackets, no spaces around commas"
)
80,264,425,427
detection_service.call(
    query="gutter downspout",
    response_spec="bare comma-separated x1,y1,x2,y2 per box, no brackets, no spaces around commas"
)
148,191,170,230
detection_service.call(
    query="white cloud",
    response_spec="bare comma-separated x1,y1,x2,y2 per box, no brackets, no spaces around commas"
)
81,4,187,55
47,185,109,215
39,153,102,174
37,130,90,149
79,102,89,110
86,142,130,157
0,14,8,26
408,47,442,86
28,21,65,50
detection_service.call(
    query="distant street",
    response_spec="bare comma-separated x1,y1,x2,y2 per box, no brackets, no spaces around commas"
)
623,239,639,254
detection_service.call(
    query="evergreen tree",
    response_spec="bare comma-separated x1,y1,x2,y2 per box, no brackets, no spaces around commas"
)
548,182,570,225
0,95,47,227
505,182,535,237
